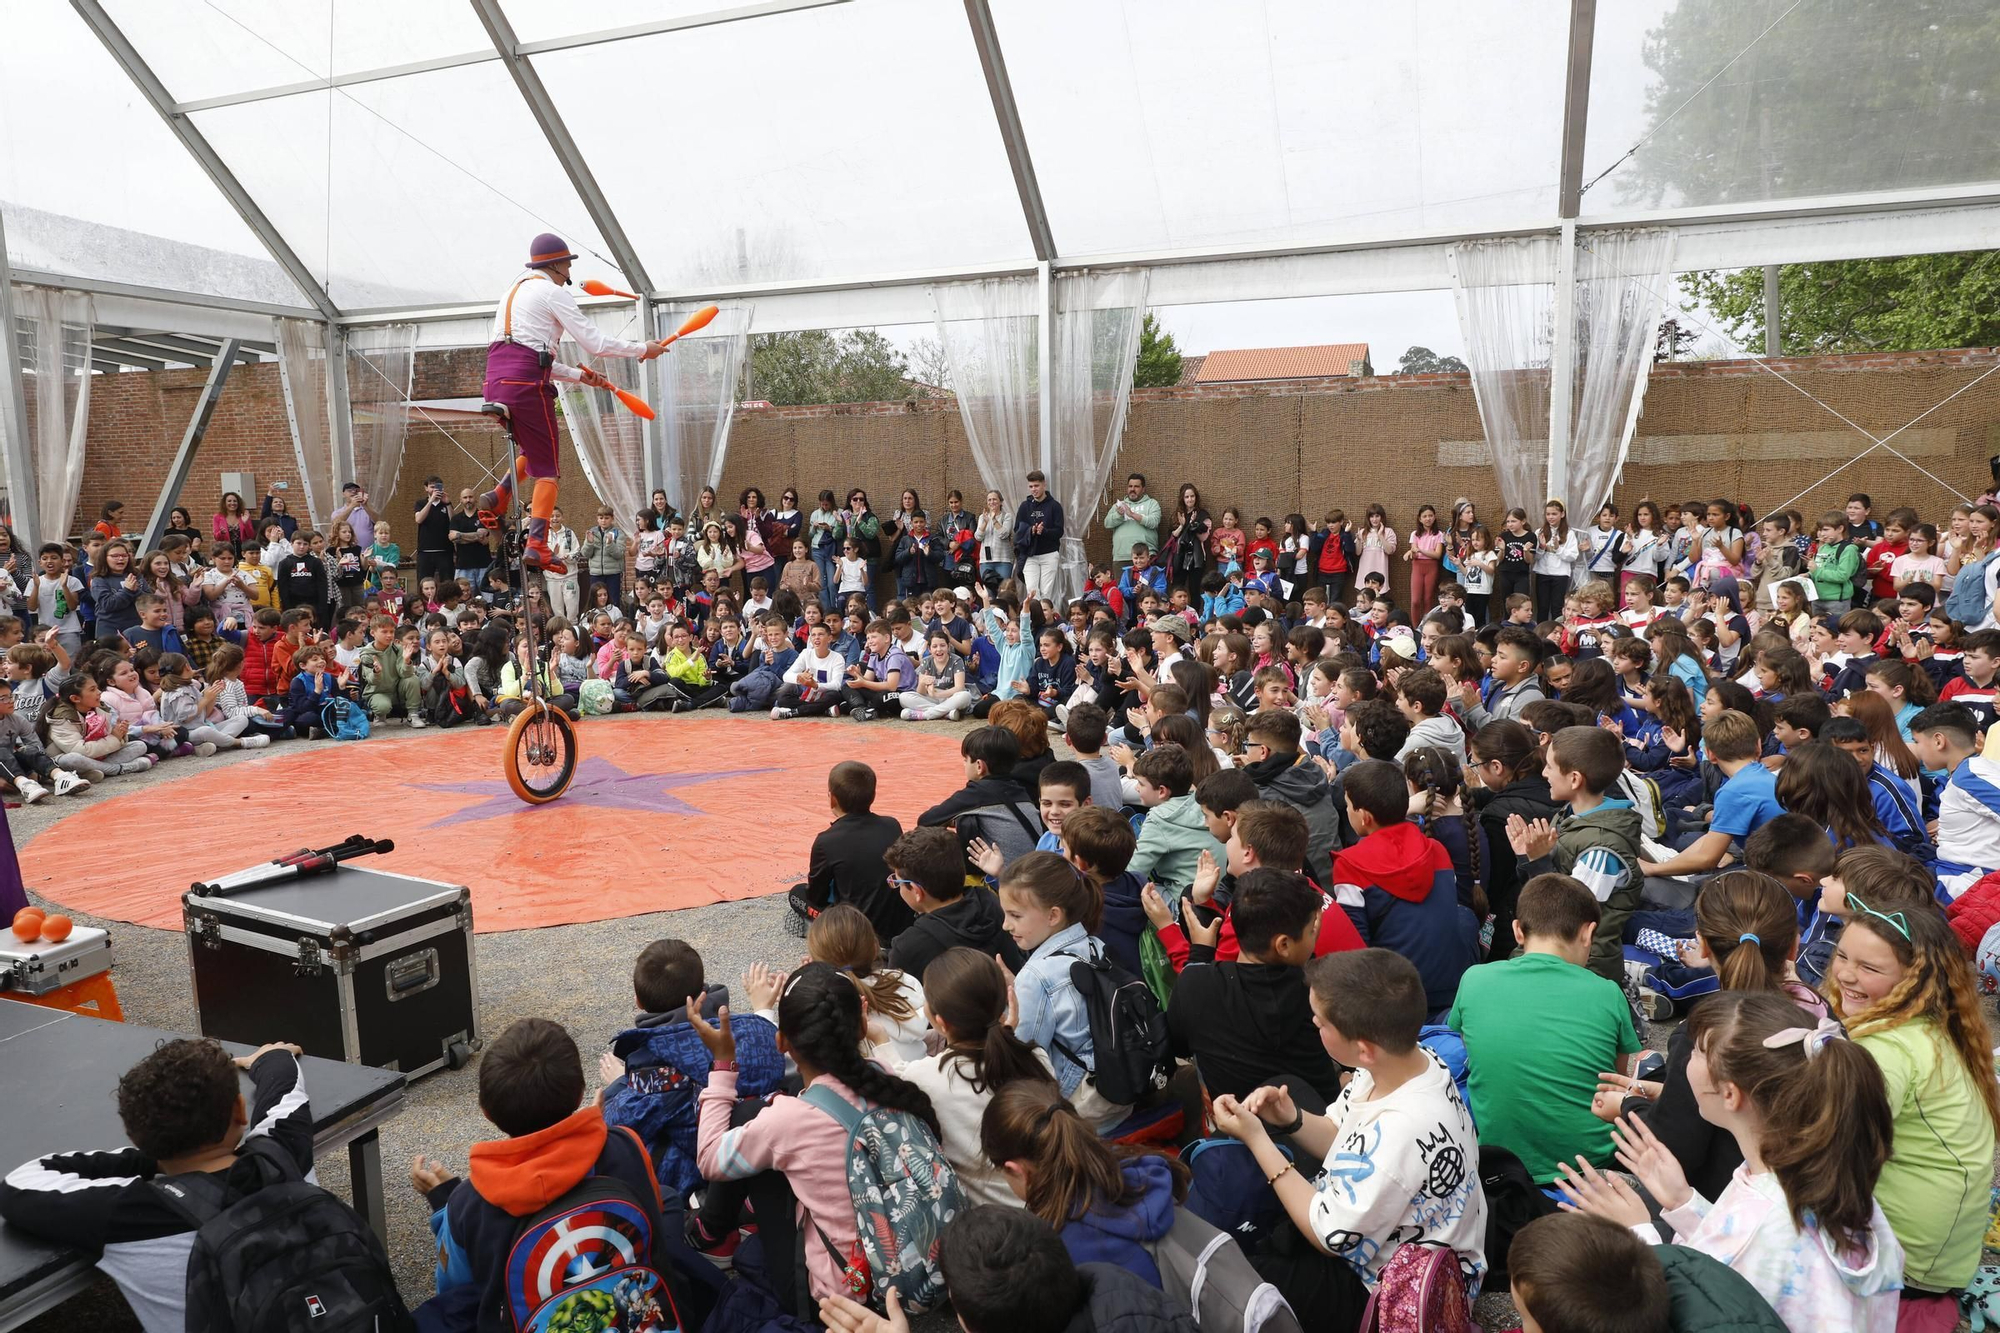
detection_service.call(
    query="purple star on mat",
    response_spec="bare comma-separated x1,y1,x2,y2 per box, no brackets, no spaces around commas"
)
414,757,778,828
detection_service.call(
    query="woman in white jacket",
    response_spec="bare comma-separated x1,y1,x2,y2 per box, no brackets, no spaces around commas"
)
1533,499,1581,622
894,948,1057,1208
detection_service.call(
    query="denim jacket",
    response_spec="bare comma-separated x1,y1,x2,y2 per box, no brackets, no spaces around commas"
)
1014,921,1102,1097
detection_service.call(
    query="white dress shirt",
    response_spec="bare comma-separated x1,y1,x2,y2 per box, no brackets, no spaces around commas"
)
489,271,648,382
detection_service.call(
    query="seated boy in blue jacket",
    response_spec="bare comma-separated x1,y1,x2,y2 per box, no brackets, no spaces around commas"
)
599,939,784,1203
1330,759,1481,1017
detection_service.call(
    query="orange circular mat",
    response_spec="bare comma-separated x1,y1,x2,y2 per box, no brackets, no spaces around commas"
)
20,717,966,933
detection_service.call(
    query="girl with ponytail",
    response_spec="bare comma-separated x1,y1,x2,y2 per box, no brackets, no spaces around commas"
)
999,851,1128,1130
1827,896,2000,1312
1560,990,1903,1332
691,963,945,1311
805,903,928,1066
1597,870,1817,1200
898,948,1056,1206
979,1080,1189,1289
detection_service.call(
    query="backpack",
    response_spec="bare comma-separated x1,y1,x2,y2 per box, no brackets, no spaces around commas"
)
1183,1138,1294,1251
1051,943,1174,1107
577,677,615,715
1612,770,1666,839
319,695,370,741
501,1164,684,1333
426,677,476,727
1476,1146,1556,1289
1948,549,1998,626
1141,1206,1301,1333
953,799,1043,869
798,1083,962,1316
152,1137,415,1333
1356,1242,1474,1333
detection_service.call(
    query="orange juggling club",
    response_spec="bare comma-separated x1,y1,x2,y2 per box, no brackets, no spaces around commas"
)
659,304,721,349
580,278,641,299
612,386,655,420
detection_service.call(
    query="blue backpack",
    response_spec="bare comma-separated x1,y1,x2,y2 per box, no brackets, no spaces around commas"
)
1948,549,1998,626
799,1084,962,1315
1183,1137,1295,1250
502,1148,684,1333
320,695,370,741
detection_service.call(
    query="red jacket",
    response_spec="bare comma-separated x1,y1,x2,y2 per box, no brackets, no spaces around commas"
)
1158,880,1364,972
1946,869,2000,955
241,630,282,699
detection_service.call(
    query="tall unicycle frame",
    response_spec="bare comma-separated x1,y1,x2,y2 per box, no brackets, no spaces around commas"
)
480,401,578,805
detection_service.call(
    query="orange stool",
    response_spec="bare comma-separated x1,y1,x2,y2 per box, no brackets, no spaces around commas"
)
0,972,124,1020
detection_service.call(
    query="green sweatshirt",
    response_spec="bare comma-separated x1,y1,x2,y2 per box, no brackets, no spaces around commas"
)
1809,539,1861,602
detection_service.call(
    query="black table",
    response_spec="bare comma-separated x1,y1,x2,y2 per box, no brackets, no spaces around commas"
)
0,1003,406,1331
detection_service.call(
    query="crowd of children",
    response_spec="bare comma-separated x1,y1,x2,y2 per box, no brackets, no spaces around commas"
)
7,480,2000,1333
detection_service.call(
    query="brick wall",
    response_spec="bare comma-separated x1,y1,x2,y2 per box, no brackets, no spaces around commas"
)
75,347,2000,609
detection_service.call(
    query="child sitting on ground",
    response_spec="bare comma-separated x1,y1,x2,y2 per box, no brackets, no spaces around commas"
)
1504,725,1644,986
1332,759,1480,1015
1001,850,1130,1131
1506,1211,1784,1333
1165,867,1342,1107
599,939,784,1205
1126,743,1224,891
1057,804,1146,978
1031,759,1091,854
1558,991,1903,1333
0,678,84,802
800,759,907,944
151,652,247,755
0,1039,314,1331
1208,948,1487,1327
1449,873,1639,1185
885,825,1025,980
44,672,154,777
805,904,929,1067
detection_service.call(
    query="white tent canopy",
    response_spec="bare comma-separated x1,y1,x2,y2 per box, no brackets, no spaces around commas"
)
2,0,1997,543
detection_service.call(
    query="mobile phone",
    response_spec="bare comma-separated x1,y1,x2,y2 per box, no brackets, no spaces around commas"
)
274,481,289,490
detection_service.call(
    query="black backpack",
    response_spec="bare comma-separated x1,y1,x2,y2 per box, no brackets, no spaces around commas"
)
152,1138,414,1333
1051,944,1173,1107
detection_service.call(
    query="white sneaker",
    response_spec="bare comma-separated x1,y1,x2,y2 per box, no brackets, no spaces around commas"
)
15,777,48,805
50,770,87,796
193,742,218,758
241,733,272,748
770,707,796,720
1055,704,1069,727
408,715,428,729
947,706,962,721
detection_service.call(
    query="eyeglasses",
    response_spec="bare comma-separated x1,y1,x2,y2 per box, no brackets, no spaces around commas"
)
1843,891,1911,941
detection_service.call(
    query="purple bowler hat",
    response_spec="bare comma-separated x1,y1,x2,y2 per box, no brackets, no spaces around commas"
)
527,233,578,268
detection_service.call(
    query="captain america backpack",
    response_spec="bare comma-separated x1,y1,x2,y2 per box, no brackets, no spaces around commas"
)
502,1144,684,1333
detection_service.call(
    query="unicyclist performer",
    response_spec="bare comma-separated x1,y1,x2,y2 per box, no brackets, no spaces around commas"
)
478,233,671,574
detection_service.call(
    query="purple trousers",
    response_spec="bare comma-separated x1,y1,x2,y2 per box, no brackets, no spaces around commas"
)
482,341,561,477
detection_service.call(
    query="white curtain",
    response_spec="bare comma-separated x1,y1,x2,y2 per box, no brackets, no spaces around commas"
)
656,303,750,514
1447,237,1556,516
1051,270,1148,602
1563,229,1676,517
275,318,337,527
932,276,1041,496
344,322,417,520
12,287,93,546
559,312,648,525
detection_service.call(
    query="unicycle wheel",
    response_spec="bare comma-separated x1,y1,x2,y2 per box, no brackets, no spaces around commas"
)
504,701,578,804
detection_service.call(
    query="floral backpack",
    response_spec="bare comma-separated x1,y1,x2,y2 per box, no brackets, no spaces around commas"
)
1358,1243,1474,1333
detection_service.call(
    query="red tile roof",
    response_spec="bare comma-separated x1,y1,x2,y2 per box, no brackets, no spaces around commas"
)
1176,354,1206,385
1193,344,1372,382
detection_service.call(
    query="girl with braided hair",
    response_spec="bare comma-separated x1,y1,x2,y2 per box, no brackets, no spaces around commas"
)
1404,745,1485,923
1827,898,2000,1317
690,963,944,1313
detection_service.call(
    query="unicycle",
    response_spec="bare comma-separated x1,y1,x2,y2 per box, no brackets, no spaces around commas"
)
479,400,579,805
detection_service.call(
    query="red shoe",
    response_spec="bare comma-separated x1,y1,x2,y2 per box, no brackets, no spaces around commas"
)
522,538,567,576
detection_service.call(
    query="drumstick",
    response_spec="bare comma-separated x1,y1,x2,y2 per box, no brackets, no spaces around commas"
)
580,278,641,300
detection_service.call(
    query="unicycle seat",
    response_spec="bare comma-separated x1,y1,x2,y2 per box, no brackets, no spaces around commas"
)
479,401,512,431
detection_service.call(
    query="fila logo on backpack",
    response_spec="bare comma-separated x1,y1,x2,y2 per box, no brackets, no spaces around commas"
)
304,1295,326,1318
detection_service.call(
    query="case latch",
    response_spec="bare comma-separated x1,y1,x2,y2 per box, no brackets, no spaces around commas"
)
294,937,324,975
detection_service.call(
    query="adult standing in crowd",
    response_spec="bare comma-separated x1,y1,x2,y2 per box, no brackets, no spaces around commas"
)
449,487,494,590
808,489,843,608
1105,472,1160,573
1014,470,1064,601
413,475,454,586
976,489,1014,588
213,491,258,558
843,489,882,600
545,507,581,621
259,485,296,540
1166,482,1211,594
332,482,377,551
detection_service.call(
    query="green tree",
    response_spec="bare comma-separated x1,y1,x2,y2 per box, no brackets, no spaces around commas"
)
747,328,913,405
1397,346,1467,374
1681,251,2000,354
1132,312,1184,388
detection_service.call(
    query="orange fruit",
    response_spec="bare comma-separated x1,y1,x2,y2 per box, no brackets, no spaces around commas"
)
11,918,39,941
13,907,43,929
39,915,72,943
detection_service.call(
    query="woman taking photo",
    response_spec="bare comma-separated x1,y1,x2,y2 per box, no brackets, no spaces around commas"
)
1166,482,1210,594
258,485,297,540
808,489,843,609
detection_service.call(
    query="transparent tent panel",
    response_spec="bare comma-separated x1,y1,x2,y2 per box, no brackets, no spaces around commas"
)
534,0,1034,290
192,60,620,310
0,6,309,306
101,0,495,103
497,0,795,45
994,0,1569,259
1581,0,2000,213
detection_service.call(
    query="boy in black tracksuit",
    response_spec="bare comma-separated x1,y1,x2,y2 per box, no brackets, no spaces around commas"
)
0,1039,311,1333
885,825,1026,981
1164,868,1343,1108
